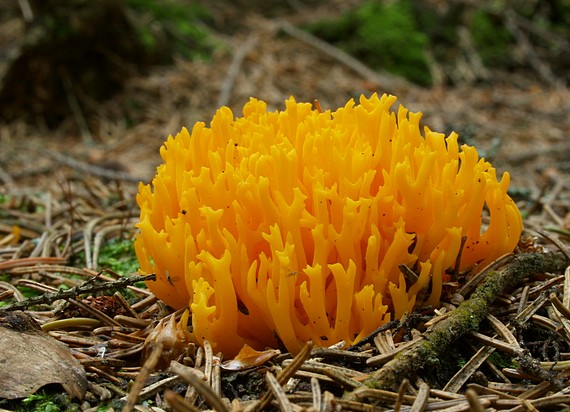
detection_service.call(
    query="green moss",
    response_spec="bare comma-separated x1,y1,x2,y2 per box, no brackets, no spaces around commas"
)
71,237,139,276
306,0,431,86
20,392,61,412
97,238,139,275
470,10,514,67
127,0,214,60
0,390,81,412
354,1,430,85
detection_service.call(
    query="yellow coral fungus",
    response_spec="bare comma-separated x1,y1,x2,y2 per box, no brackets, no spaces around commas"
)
135,93,523,356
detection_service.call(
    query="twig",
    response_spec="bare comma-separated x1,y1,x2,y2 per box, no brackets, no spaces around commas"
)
165,389,201,412
0,273,156,311
509,395,570,412
456,25,489,82
506,11,570,50
122,342,163,412
92,224,130,271
252,341,314,411
39,149,144,182
67,297,122,327
394,379,408,412
170,361,230,412
83,212,138,270
276,19,413,93
514,349,566,390
17,0,33,22
503,10,563,88
409,380,429,412
0,163,14,185
348,320,400,351
265,372,294,412
360,252,569,391
443,344,495,393
465,388,487,412
59,68,93,145
310,377,321,411
217,35,258,107
125,375,182,404
0,256,68,271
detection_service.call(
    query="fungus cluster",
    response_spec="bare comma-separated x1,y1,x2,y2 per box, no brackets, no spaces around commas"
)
135,93,523,356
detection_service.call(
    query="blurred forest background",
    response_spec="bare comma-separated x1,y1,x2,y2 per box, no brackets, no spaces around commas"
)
0,0,569,195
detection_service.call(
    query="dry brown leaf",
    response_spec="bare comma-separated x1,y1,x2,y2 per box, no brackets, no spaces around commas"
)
0,311,87,400
221,344,280,371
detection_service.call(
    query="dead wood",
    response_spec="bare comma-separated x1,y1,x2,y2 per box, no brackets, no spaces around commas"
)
361,252,570,392
0,273,156,312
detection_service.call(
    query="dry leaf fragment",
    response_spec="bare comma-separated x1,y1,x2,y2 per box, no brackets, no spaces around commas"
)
220,344,280,371
0,311,87,400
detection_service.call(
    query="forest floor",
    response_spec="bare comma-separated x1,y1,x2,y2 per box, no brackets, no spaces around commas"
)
1,1,570,411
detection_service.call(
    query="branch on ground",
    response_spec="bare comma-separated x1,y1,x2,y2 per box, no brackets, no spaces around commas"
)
358,252,570,392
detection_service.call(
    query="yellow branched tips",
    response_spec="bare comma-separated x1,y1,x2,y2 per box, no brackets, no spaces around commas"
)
135,93,523,356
